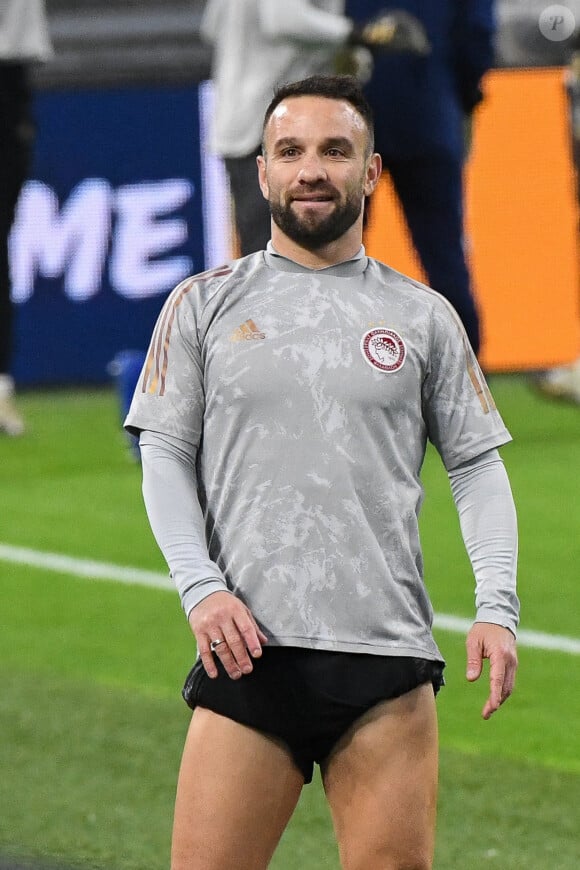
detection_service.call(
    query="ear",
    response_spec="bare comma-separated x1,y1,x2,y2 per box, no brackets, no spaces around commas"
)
256,154,269,200
363,152,382,196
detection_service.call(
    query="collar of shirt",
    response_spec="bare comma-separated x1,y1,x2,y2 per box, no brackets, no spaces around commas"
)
264,242,368,277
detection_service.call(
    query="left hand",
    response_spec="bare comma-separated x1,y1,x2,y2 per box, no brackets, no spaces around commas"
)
465,622,518,720
333,46,374,84
355,11,431,57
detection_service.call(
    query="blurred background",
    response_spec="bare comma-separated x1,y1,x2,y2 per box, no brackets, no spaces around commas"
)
7,0,580,385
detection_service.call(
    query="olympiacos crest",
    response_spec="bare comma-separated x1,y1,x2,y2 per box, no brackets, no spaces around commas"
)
360,328,406,373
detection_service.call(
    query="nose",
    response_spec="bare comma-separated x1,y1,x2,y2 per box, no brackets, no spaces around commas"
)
297,153,328,184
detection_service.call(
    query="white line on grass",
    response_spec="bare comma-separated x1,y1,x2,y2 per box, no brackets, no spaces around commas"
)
2,542,580,656
0,542,170,589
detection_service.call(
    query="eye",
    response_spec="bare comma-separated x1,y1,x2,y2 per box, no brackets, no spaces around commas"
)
326,147,346,158
280,147,299,158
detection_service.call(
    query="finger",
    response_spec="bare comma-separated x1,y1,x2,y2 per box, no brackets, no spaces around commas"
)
209,623,244,680
502,661,517,702
219,612,269,677
213,642,242,680
466,657,482,681
465,637,483,682
236,614,268,659
500,651,518,703
223,629,254,675
198,642,219,680
482,659,506,720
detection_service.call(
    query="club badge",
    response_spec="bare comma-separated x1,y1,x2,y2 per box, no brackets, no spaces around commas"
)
360,328,406,373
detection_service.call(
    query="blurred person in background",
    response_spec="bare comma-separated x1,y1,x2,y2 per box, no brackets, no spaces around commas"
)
495,0,580,68
346,0,496,357
200,0,429,257
532,28,580,405
0,0,53,435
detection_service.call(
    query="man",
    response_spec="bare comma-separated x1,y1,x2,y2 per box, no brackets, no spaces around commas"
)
125,75,519,870
346,0,497,356
201,0,429,256
0,0,53,435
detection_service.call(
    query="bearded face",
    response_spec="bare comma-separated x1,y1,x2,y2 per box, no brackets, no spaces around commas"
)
258,95,380,256
267,173,366,250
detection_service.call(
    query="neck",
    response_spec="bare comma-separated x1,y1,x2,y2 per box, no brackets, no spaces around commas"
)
269,220,364,270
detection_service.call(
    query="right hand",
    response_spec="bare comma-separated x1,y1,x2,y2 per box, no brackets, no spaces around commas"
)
466,622,518,720
188,590,268,680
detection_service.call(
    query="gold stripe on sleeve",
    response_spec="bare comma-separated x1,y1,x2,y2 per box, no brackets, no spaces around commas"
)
141,266,232,396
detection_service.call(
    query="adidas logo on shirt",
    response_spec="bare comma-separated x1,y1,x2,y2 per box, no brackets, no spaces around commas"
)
229,320,266,341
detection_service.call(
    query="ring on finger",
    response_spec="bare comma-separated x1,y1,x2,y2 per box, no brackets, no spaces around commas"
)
210,638,225,652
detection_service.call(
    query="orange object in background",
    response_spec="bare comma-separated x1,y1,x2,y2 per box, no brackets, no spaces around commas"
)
364,68,580,372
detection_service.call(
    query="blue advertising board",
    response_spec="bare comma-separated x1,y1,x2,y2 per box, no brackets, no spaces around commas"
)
9,82,230,385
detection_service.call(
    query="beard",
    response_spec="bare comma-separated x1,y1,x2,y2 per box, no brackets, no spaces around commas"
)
269,186,363,249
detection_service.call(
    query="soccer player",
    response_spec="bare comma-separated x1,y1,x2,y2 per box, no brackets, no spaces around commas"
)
125,75,519,870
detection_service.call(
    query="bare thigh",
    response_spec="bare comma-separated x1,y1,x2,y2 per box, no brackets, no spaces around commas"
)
171,707,305,870
321,683,439,870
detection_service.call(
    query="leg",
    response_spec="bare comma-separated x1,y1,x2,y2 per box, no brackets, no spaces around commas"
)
225,151,271,255
0,62,33,373
388,156,480,356
0,63,32,435
171,707,304,870
321,684,438,870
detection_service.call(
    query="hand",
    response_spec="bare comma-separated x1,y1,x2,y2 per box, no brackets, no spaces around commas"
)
466,622,518,720
351,10,431,57
334,46,374,84
188,590,268,681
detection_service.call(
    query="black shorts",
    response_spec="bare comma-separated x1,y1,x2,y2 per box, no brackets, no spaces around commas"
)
182,647,445,783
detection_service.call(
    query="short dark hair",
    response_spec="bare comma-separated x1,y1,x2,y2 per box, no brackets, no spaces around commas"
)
262,74,375,155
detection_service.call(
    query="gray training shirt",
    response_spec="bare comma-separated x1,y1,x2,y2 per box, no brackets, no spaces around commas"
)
125,246,513,662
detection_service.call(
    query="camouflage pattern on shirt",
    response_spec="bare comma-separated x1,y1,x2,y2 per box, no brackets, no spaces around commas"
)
125,248,511,660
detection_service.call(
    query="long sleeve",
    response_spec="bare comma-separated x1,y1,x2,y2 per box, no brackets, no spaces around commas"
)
258,0,352,45
139,429,230,619
200,0,225,45
448,448,519,635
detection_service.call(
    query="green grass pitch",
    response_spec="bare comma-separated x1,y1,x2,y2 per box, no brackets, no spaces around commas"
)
0,376,579,869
